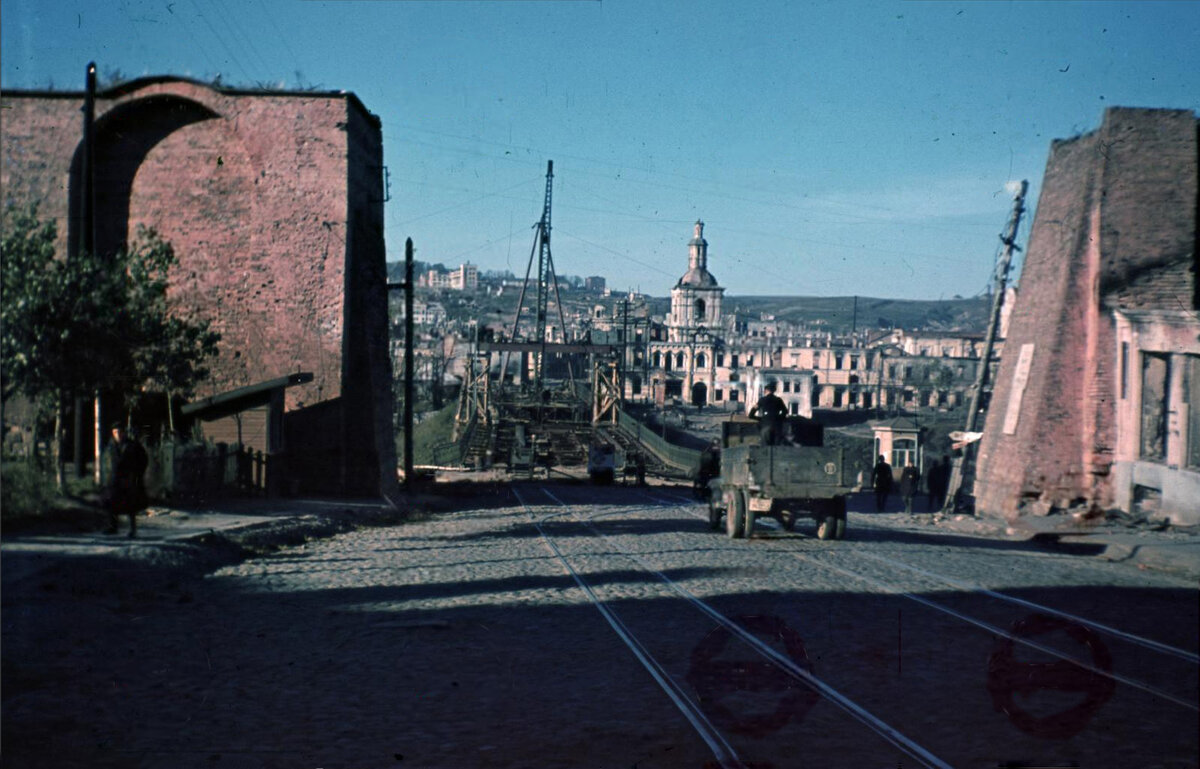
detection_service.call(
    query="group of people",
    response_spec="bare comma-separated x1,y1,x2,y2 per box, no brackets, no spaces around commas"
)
871,453,952,513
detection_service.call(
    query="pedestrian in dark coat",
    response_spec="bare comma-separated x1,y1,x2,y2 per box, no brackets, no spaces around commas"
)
750,382,788,446
695,440,720,498
899,457,921,514
105,424,148,538
927,455,950,511
872,455,893,512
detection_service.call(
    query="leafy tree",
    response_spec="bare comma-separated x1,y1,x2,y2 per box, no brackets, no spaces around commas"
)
2,204,219,481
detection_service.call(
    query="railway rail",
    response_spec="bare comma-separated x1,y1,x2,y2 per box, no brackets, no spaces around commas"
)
514,482,1198,768
517,484,956,768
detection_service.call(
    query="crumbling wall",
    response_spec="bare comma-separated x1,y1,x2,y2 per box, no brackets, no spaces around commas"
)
975,108,1198,518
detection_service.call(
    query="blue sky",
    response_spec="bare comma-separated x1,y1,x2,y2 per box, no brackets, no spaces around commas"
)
3,1,1198,300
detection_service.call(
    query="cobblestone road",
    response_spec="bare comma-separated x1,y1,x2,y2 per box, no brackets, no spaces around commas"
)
4,483,1197,768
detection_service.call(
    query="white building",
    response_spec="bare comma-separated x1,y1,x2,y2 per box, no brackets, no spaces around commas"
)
647,221,728,407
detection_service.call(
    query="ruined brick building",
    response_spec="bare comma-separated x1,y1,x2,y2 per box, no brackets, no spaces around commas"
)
974,108,1199,524
1,76,396,496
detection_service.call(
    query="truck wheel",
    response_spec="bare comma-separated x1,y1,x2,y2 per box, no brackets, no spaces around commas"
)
817,514,838,540
742,503,757,538
726,490,746,539
834,496,848,540
834,516,847,540
782,509,797,532
707,496,722,530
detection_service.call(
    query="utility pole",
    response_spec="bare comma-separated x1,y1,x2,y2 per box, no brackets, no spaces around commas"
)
386,239,415,488
621,299,629,405
75,62,98,481
943,180,1028,514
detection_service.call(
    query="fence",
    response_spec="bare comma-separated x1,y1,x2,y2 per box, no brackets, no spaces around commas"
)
616,407,702,477
149,441,272,500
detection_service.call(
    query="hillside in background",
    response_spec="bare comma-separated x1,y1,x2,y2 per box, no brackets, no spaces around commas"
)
644,294,992,335
385,262,994,335
729,294,992,334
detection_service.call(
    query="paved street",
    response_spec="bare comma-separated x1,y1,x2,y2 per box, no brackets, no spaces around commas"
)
3,483,1197,768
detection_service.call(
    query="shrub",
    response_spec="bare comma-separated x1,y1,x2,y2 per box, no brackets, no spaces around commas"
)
0,461,58,520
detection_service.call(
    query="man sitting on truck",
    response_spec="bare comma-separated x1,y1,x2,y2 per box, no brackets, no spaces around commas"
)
750,381,788,446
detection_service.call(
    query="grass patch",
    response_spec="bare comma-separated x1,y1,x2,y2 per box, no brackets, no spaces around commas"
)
2,462,106,532
405,403,459,465
1,462,58,520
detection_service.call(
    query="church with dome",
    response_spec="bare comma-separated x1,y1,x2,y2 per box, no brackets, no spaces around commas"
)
647,221,731,407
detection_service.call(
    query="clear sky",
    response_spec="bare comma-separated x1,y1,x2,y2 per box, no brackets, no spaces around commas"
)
3,1,1198,300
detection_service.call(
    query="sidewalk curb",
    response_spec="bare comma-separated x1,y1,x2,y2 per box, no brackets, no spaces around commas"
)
1,502,405,597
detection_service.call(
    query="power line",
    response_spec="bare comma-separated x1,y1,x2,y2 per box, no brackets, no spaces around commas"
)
187,0,254,84
384,122,1009,232
208,0,274,82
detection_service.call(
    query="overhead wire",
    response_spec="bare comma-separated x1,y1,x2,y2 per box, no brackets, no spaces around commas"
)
165,5,1020,295
208,0,274,83
385,123,1005,233
256,0,301,68
187,0,254,84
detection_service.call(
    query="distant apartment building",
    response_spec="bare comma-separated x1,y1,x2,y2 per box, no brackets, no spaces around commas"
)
748,369,816,418
585,275,607,293
393,300,446,326
419,262,478,290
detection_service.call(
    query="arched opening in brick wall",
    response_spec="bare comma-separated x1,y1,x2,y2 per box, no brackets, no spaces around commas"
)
68,95,220,259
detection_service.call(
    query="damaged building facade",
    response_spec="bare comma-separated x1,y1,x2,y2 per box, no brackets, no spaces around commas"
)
1,76,396,497
974,108,1199,524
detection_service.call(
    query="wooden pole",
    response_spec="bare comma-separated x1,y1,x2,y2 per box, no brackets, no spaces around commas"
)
404,238,415,487
943,180,1028,513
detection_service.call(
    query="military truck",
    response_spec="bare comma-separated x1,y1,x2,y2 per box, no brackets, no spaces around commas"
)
706,415,858,540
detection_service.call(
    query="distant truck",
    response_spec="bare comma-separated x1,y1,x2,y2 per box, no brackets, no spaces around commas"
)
706,415,859,540
588,443,616,484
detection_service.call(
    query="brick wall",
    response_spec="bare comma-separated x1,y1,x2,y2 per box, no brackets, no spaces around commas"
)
975,108,1198,518
1,78,396,495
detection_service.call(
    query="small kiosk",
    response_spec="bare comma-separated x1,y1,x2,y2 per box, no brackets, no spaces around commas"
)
871,417,924,482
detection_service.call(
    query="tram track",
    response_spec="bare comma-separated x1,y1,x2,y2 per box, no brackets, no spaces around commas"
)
583,487,1198,765
642,493,1200,715
513,484,955,769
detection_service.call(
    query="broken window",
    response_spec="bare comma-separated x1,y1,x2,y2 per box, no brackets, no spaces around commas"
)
1140,353,1170,461
1120,342,1129,400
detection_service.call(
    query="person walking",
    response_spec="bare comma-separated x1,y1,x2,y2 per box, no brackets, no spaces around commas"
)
899,457,921,514
927,455,950,511
750,382,787,446
696,439,720,498
871,454,893,512
104,423,148,538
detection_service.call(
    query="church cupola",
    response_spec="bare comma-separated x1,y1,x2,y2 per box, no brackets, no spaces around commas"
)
678,220,718,289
